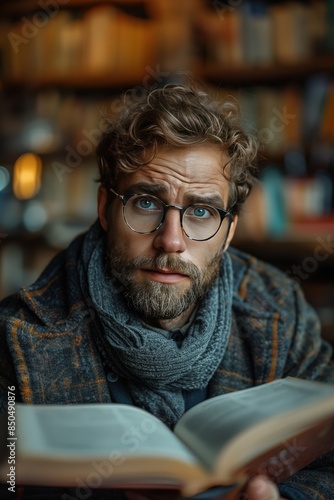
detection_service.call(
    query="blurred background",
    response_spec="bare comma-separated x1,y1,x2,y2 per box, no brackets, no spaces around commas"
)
0,0,333,346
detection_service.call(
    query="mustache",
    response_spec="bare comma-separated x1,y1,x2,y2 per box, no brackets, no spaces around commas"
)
129,255,201,280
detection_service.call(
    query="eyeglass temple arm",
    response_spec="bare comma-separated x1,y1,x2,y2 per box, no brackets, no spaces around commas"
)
109,187,123,200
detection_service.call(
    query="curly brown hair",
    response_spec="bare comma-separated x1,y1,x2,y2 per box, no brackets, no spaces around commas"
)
96,85,258,214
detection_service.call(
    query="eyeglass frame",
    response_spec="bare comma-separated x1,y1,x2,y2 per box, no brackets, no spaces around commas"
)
109,187,235,242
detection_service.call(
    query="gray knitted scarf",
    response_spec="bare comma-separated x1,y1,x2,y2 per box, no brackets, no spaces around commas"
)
78,223,233,427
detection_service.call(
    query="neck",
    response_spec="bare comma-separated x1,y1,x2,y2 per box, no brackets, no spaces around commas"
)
144,303,197,331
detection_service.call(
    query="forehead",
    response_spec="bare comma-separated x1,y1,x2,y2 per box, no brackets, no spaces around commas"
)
117,144,230,202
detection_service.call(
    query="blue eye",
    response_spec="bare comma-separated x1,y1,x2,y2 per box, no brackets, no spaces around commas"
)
140,198,153,209
134,196,160,211
190,206,212,219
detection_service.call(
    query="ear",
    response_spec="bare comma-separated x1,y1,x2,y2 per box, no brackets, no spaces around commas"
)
223,214,238,251
97,185,108,231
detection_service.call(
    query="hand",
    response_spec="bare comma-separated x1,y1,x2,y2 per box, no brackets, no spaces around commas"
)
125,478,289,500
243,475,288,500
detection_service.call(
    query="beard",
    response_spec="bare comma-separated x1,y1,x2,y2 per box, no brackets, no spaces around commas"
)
105,245,222,322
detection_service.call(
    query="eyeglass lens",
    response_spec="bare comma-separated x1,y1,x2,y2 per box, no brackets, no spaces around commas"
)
123,194,230,240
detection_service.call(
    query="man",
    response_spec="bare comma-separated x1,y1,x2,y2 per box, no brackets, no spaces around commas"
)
0,85,333,500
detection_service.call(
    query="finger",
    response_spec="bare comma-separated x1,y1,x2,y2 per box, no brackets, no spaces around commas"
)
245,475,281,500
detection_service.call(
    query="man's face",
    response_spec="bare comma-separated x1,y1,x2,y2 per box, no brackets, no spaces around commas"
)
98,144,237,326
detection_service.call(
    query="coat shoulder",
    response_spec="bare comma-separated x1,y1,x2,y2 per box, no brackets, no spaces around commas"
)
227,246,301,316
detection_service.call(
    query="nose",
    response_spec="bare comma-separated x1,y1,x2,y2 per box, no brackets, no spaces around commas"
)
153,207,187,253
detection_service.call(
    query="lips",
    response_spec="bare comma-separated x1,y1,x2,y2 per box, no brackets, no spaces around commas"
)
141,267,189,284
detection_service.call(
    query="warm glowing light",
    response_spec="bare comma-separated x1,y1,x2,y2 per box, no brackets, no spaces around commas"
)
13,153,42,200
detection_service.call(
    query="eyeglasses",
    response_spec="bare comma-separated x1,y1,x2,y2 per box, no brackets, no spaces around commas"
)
110,188,234,242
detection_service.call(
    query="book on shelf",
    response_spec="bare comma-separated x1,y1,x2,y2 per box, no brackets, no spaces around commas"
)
1,377,334,498
256,87,284,154
205,9,243,68
303,75,331,141
81,5,119,74
282,86,302,149
270,2,312,64
241,2,273,66
287,214,334,238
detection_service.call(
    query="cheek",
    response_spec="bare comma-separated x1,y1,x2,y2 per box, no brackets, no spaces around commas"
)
184,244,219,274
107,221,153,259
200,237,225,261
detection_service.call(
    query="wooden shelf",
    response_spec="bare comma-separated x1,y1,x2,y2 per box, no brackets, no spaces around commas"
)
1,70,152,91
200,56,334,86
0,0,152,16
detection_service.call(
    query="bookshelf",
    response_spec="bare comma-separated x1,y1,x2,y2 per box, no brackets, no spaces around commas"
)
0,0,333,345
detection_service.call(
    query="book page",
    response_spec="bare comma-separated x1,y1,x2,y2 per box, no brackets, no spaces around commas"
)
15,403,198,464
175,378,334,473
0,403,212,488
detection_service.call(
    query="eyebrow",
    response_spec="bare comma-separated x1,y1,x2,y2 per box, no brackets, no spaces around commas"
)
125,182,226,209
126,183,166,196
185,192,226,208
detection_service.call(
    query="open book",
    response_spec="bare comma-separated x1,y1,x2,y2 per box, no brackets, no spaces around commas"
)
1,377,334,498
